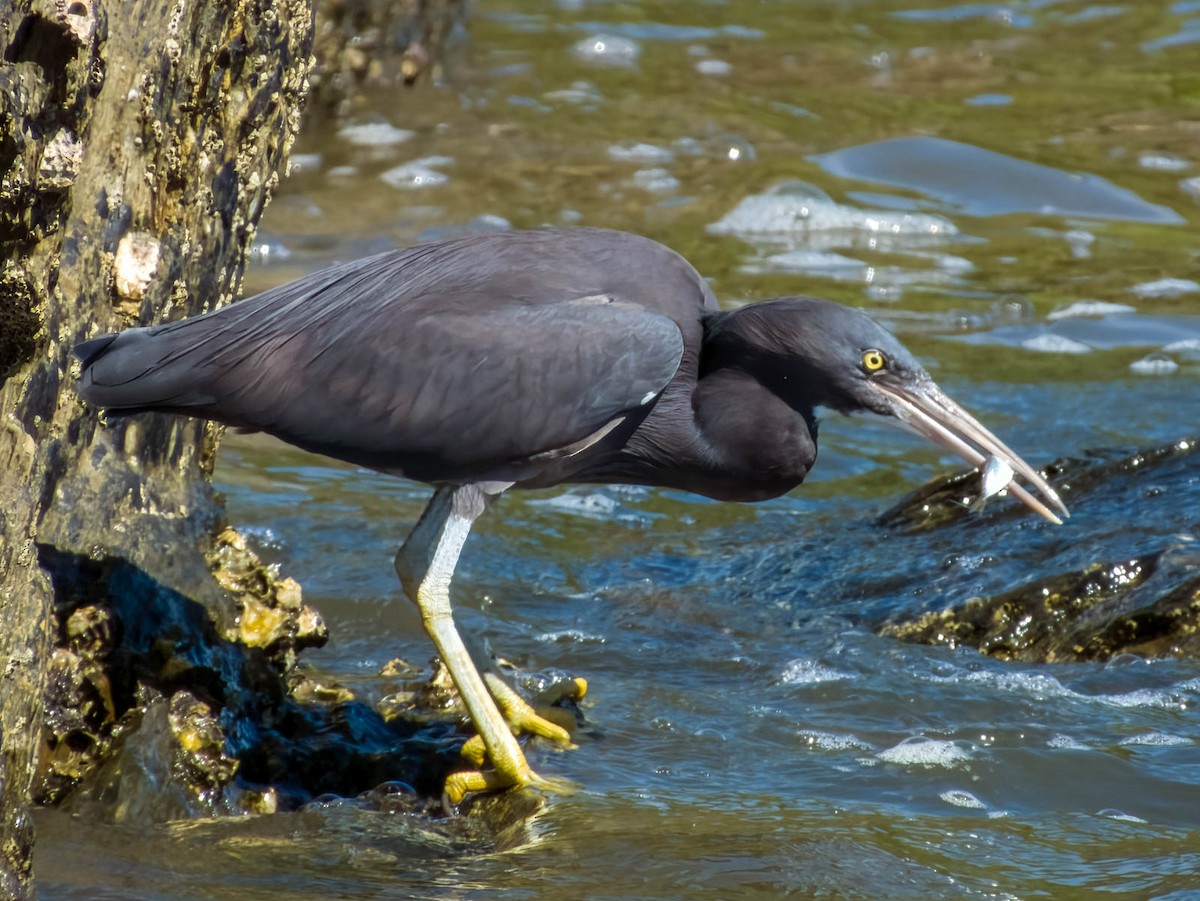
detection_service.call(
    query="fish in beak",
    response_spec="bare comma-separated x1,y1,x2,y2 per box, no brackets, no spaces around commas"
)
869,376,1069,525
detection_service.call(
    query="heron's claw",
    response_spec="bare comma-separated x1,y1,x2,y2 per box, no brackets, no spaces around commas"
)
442,767,578,811
444,672,587,804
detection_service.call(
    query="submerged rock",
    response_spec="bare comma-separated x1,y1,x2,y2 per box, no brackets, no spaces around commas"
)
36,528,577,844
878,438,1200,662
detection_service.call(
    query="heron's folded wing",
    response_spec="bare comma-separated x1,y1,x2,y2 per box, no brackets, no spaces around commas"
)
231,294,685,478
77,231,698,479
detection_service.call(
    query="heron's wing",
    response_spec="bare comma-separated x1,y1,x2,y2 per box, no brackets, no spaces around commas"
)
255,292,685,479
78,234,691,481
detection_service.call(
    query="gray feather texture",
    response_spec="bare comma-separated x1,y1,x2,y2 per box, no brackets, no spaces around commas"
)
77,228,709,483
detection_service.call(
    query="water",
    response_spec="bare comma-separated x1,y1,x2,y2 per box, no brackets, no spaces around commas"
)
36,0,1200,897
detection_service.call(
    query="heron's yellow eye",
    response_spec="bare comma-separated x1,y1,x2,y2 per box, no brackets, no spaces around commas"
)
862,349,887,373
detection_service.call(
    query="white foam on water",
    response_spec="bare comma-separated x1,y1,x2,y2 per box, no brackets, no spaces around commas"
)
529,491,620,519
876,737,972,768
1130,353,1180,375
1130,277,1200,298
1119,732,1193,747
1047,300,1137,320
939,789,987,809
543,81,604,106
1047,734,1090,750
1021,333,1093,354
535,629,607,645
709,181,957,238
780,658,852,685
1138,152,1190,172
695,59,732,76
754,249,868,276
632,168,679,192
956,668,1197,711
571,34,640,68
607,142,674,163
380,156,453,190
338,122,415,147
1163,339,1200,361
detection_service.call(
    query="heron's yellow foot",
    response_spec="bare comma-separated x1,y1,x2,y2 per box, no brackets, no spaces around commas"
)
442,764,579,808
444,673,586,806
531,676,587,735
458,673,583,767
443,768,522,807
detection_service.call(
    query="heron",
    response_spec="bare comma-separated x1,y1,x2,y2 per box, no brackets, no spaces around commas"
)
74,227,1068,805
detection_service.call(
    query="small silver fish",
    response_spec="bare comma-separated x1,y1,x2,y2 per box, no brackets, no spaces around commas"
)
969,455,1015,512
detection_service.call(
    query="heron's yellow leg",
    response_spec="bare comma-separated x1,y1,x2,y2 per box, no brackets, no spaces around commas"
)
396,486,575,806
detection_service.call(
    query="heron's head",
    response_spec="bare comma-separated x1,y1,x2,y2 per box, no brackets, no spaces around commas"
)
714,297,1069,524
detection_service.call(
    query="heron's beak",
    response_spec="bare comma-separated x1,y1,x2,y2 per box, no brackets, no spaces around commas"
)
870,376,1069,524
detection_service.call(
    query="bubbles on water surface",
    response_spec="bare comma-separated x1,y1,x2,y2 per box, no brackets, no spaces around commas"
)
1047,734,1090,750
632,168,680,193
607,142,675,164
780,658,853,685
1021,334,1092,354
535,628,607,645
1138,151,1191,172
875,737,973,768
1130,353,1180,376
797,730,872,751
938,789,987,809
542,81,605,107
338,122,416,148
1163,339,1200,360
1118,732,1193,747
1047,300,1136,320
571,34,640,68
695,58,732,76
379,156,453,189
710,180,958,238
1129,277,1200,298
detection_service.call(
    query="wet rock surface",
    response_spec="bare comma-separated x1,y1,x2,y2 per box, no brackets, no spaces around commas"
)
35,524,570,842
32,527,535,839
878,438,1200,662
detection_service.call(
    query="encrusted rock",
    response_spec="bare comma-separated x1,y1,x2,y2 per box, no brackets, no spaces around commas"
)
167,689,238,792
112,231,161,300
36,128,84,191
208,526,329,662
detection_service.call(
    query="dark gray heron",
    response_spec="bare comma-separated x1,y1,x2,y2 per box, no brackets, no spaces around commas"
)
75,227,1068,804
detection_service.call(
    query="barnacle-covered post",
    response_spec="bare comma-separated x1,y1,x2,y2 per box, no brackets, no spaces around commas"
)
0,0,312,893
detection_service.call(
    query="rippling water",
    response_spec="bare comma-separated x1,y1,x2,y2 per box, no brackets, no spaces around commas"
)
37,0,1200,897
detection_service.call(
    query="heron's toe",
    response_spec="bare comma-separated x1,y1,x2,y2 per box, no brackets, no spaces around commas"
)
533,675,588,707
442,769,520,809
483,672,578,747
441,764,577,811
444,671,586,808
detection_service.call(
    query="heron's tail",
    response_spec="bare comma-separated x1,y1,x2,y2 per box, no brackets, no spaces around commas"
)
74,324,218,413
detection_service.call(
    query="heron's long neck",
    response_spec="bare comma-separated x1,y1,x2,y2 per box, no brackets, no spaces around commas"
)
670,311,819,501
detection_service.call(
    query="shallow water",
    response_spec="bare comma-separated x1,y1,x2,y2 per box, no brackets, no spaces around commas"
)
37,0,1200,897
